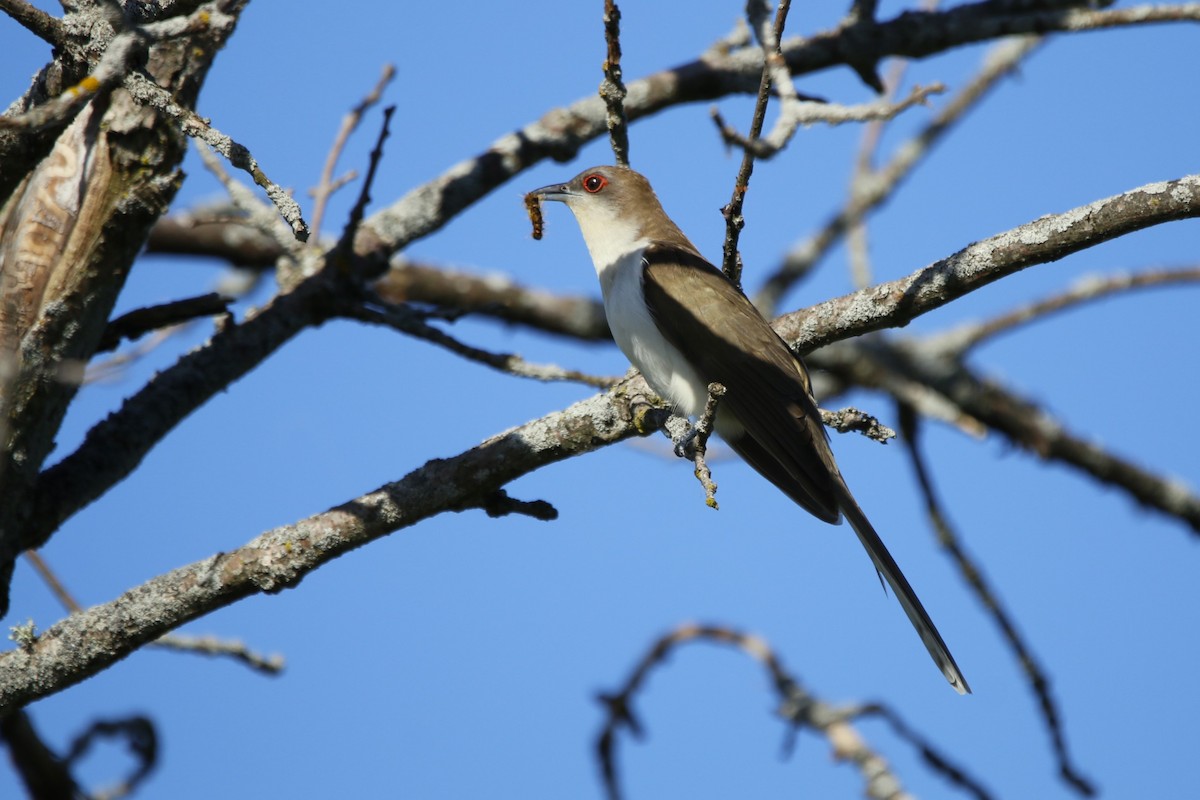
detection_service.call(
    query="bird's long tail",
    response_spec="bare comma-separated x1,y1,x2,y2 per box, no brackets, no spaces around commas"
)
836,487,971,695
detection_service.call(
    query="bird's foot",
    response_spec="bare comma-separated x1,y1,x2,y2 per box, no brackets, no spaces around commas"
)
664,415,698,458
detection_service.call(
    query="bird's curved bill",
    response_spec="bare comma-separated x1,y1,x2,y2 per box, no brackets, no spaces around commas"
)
528,182,574,202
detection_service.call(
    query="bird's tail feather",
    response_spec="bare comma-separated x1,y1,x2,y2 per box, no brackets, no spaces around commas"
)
837,488,971,695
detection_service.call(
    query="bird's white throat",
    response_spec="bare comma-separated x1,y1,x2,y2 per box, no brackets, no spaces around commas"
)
564,196,649,277
594,246,709,417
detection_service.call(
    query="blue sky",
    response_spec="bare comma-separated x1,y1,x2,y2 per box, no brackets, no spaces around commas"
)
3,1,1198,798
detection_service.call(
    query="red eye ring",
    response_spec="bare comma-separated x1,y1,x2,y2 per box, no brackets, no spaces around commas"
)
582,173,607,193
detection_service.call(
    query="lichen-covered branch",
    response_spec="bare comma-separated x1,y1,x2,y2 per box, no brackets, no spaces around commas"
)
0,0,252,617
0,388,664,710
772,174,1200,351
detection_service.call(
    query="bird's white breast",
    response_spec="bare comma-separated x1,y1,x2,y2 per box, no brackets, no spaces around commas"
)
595,247,708,417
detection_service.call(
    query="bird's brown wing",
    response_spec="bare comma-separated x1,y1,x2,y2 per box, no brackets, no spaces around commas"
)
640,245,841,521
641,245,971,694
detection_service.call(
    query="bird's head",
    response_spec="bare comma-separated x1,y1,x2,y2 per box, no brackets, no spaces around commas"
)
529,165,695,269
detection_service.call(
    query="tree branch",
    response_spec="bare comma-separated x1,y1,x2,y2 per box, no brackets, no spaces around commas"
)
773,174,1200,351
26,278,333,554
0,0,66,45
757,34,1044,312
96,292,232,353
899,407,1095,796
815,337,1200,533
352,3,1199,263
0,389,665,710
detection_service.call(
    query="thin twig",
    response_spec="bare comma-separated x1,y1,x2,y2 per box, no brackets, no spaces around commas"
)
931,266,1200,354
87,327,181,386
335,104,395,269
846,26,924,290
898,405,1095,797
756,35,1043,313
346,300,619,388
691,382,725,509
195,142,301,260
123,71,310,241
97,293,233,353
309,63,396,244
0,30,145,131
814,334,1200,534
149,634,285,675
821,406,895,443
480,489,558,521
600,0,629,167
595,623,918,800
64,715,157,800
23,550,81,612
855,702,995,800
710,83,945,157
719,0,790,286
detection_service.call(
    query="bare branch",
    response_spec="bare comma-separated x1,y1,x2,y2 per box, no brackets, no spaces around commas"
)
0,710,82,799
343,299,618,388
595,623,930,800
149,634,285,675
194,137,304,265
815,338,1200,533
309,63,396,242
711,83,946,158
373,258,611,341
26,547,285,677
64,715,157,800
334,104,395,271
27,278,334,555
355,3,1196,263
123,71,310,241
0,389,666,710
899,407,1095,796
600,0,629,167
932,266,1200,354
773,174,1200,351
718,0,790,286
144,215,614,341
757,35,1043,312
0,30,144,131
0,0,66,45
854,702,995,799
145,210,283,269
821,406,896,443
96,292,232,353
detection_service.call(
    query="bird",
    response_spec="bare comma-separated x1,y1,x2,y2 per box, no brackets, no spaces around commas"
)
529,164,970,694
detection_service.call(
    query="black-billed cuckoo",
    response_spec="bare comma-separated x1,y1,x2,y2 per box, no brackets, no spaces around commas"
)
529,165,969,694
